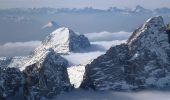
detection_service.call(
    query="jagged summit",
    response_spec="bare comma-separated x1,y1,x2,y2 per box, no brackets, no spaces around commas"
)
128,16,167,46
81,16,170,91
127,16,170,63
34,27,90,55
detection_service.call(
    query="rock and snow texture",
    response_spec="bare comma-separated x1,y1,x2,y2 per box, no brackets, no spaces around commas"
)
33,27,90,55
81,16,170,91
23,49,72,99
0,56,30,70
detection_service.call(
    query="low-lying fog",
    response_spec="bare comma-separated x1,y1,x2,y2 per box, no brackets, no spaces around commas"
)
51,89,170,100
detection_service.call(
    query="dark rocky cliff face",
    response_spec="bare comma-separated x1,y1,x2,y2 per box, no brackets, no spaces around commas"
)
23,49,72,100
166,22,170,43
81,16,170,91
0,67,24,99
0,49,73,100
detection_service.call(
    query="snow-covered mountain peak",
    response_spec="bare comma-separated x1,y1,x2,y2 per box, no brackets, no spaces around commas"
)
43,27,71,46
33,27,90,54
144,16,165,28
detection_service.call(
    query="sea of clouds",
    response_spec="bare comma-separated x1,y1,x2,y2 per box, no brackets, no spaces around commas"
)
0,31,131,58
50,89,170,100
61,31,131,65
0,41,41,57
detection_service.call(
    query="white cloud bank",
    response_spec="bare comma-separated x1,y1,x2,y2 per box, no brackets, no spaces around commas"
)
0,41,41,57
62,40,126,65
62,31,129,65
62,51,104,65
84,31,131,42
51,90,170,100
0,31,130,58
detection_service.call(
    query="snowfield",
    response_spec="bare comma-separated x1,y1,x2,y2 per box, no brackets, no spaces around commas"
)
67,65,85,88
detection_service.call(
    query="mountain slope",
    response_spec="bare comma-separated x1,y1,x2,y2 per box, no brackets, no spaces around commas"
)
80,16,170,90
23,49,72,99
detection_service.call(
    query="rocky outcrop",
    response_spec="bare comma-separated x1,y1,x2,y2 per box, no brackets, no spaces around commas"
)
23,49,72,99
0,67,24,99
81,16,170,91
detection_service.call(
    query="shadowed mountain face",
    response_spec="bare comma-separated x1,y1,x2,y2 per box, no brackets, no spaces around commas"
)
167,23,170,43
81,16,170,91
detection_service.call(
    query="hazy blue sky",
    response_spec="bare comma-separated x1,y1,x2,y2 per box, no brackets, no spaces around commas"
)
0,0,170,9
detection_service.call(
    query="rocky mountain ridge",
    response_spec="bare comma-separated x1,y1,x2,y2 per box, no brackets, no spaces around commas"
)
80,16,170,91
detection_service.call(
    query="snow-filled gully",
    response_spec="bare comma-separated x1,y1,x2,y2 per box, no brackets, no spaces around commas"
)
67,65,85,88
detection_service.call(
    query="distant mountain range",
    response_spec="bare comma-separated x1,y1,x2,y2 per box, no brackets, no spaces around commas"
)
0,5,170,14
0,5,170,43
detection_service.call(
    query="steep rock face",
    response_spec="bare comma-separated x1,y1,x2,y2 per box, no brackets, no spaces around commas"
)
81,44,131,90
33,27,90,55
167,22,170,43
81,16,170,91
0,67,24,99
23,49,72,99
